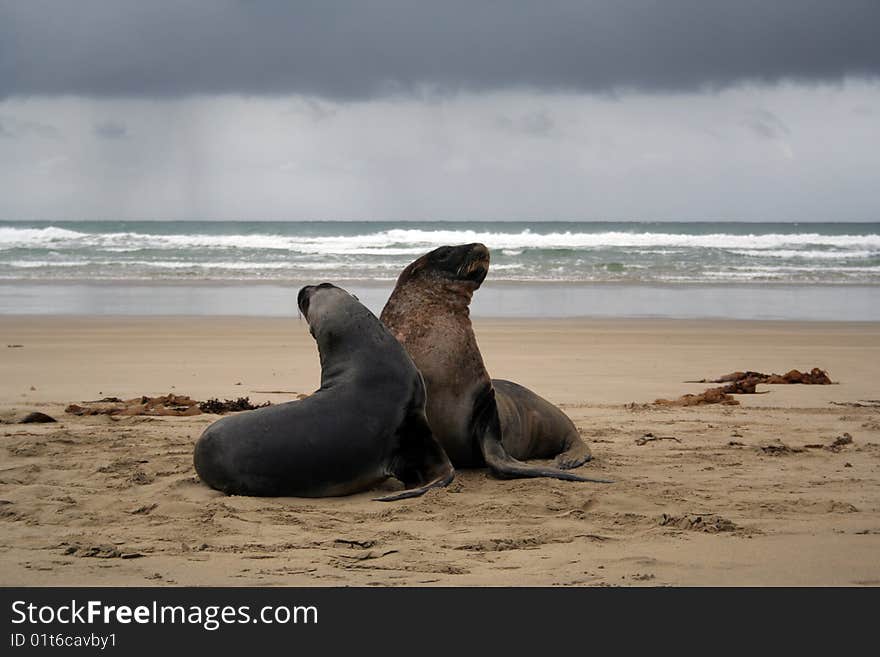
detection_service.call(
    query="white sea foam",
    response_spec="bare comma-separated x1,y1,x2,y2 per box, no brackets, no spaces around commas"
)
292,229,880,252
5,260,87,268
2,224,878,284
2,226,879,253
5,259,406,271
730,249,878,259
5,258,531,273
725,265,880,273
0,226,88,247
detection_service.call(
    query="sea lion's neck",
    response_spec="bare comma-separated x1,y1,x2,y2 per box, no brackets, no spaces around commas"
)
381,281,486,378
382,283,474,349
314,311,403,390
386,281,474,317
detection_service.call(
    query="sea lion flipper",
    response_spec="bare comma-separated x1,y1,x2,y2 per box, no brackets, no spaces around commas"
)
377,410,456,502
373,470,455,502
555,438,592,470
474,385,613,484
481,433,613,483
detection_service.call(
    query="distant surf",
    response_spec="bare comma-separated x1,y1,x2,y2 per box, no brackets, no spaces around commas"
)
1,220,878,284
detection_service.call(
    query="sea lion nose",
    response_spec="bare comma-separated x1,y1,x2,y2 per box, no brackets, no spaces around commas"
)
469,243,489,258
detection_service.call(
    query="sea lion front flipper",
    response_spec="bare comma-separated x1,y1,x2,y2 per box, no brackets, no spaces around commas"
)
375,410,456,502
555,437,592,470
473,385,614,484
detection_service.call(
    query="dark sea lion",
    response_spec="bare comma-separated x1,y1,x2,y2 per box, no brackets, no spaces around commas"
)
194,283,454,501
381,244,609,483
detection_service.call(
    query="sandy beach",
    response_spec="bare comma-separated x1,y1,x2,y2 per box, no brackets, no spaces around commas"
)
1,315,878,586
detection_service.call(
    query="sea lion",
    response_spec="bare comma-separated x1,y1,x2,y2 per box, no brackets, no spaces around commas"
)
194,283,454,501
381,243,609,483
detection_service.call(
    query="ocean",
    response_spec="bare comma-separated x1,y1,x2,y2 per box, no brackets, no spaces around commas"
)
1,220,878,320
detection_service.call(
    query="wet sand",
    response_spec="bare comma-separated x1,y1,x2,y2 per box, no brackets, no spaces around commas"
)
1,316,878,586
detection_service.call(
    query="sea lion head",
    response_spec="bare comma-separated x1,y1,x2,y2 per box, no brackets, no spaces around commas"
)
396,243,490,292
298,282,428,414
297,283,373,346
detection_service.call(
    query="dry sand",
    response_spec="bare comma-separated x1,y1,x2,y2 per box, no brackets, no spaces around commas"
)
1,315,879,586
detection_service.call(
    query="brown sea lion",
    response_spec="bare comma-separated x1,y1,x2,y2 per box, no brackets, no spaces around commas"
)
381,243,609,483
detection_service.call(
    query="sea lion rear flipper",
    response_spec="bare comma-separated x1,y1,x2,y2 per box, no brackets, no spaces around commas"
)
474,386,613,484
373,470,455,502
375,410,456,502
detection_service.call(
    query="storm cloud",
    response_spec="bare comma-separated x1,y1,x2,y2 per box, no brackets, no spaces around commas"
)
2,2,879,222
2,81,878,222
2,0,879,100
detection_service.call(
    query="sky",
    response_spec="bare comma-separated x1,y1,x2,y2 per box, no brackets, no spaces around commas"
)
1,0,879,221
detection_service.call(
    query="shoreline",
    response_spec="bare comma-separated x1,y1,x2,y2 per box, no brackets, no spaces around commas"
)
4,277,880,287
2,281,880,320
3,313,880,326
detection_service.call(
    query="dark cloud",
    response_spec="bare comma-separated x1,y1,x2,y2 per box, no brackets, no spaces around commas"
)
1,1,879,100
93,120,128,139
